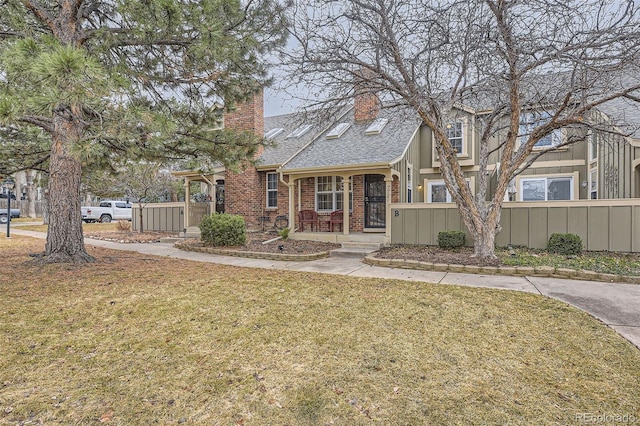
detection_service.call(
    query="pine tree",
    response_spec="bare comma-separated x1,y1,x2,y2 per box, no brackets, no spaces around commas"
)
0,0,289,263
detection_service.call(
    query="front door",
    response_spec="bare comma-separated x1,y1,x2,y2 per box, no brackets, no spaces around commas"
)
364,174,386,228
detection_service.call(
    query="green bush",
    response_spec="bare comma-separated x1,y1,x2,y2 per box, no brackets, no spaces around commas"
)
437,230,466,249
547,233,583,256
278,227,290,240
199,213,247,246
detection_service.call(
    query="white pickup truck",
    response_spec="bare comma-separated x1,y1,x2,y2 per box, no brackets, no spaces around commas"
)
81,200,132,223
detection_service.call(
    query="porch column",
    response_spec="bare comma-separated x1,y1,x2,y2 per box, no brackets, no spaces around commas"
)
288,178,296,234
384,175,393,240
342,176,351,235
183,177,191,230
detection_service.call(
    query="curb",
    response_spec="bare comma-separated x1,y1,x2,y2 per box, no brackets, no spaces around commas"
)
363,255,640,285
174,242,330,262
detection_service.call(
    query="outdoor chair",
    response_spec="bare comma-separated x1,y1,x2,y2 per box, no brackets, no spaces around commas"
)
298,209,319,231
329,209,344,232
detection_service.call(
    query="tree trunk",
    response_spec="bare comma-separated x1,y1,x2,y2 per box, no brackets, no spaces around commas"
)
459,202,500,260
26,170,37,218
472,224,498,259
35,116,94,264
138,204,144,233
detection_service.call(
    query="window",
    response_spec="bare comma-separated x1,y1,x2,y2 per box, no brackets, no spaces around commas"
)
365,118,389,135
520,176,573,201
589,132,598,162
264,128,284,140
326,123,351,139
446,121,464,155
428,182,451,202
316,176,352,211
589,169,597,199
426,179,473,203
287,124,312,138
519,111,561,149
407,166,413,203
266,173,278,208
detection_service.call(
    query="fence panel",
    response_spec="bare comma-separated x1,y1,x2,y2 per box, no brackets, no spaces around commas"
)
132,203,184,232
390,200,640,253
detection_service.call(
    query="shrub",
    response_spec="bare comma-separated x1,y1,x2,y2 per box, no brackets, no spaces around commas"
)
547,233,583,256
278,227,290,240
199,213,247,246
438,230,466,249
116,220,132,231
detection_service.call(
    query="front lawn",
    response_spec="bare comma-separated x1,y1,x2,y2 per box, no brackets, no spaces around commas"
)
1,236,639,424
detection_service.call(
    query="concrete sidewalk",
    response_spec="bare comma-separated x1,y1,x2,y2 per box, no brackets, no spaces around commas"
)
8,226,640,350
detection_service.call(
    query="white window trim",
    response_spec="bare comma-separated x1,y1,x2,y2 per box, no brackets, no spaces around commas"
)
407,164,413,203
446,121,465,156
589,168,598,200
315,176,353,212
432,117,474,167
425,177,474,203
589,131,598,164
516,172,578,202
518,111,563,150
266,172,278,209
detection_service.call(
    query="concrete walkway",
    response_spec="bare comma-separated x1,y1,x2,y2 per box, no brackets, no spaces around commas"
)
7,225,640,350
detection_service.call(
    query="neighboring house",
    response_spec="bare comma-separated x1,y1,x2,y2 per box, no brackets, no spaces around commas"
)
172,85,640,246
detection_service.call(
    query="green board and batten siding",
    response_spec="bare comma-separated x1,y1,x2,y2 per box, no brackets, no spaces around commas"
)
391,200,640,253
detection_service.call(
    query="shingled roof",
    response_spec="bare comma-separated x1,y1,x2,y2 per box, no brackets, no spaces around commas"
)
268,106,420,172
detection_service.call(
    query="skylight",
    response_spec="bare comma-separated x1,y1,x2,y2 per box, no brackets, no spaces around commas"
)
365,118,389,135
264,128,284,140
326,122,351,139
287,124,312,139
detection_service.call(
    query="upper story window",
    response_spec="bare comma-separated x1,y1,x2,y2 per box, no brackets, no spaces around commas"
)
266,172,278,208
520,176,573,201
589,132,598,162
519,111,561,149
446,121,464,155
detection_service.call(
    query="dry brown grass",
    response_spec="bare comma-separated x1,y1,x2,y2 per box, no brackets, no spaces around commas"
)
1,236,639,425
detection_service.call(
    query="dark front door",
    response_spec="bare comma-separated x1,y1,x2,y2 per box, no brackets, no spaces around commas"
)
364,174,386,229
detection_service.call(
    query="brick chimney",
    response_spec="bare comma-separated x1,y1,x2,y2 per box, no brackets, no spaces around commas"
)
223,91,266,229
354,68,380,122
224,91,264,143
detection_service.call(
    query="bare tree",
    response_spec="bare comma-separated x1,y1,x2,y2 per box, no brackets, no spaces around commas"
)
85,162,176,233
283,0,640,259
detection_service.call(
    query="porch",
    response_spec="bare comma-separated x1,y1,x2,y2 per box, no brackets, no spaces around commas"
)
290,230,387,245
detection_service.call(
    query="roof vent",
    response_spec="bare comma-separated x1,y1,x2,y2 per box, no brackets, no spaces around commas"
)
287,124,312,138
326,122,351,139
365,118,389,135
264,128,284,140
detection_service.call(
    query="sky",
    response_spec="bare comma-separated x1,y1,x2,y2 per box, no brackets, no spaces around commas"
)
264,87,301,116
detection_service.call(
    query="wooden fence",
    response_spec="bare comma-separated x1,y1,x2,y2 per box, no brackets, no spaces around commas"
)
0,199,43,217
132,203,184,232
390,199,640,253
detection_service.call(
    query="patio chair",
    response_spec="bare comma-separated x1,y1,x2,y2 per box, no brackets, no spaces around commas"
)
298,209,319,231
329,209,344,232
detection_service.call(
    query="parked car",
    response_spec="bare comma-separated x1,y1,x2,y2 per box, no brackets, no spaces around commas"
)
0,208,20,224
81,201,132,223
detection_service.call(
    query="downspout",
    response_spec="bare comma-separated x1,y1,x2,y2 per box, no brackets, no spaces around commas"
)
279,169,296,232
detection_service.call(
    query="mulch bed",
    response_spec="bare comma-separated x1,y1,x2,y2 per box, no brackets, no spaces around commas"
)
184,232,341,254
374,245,502,267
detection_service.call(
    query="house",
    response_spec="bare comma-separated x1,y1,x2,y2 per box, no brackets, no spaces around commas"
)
167,81,640,250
